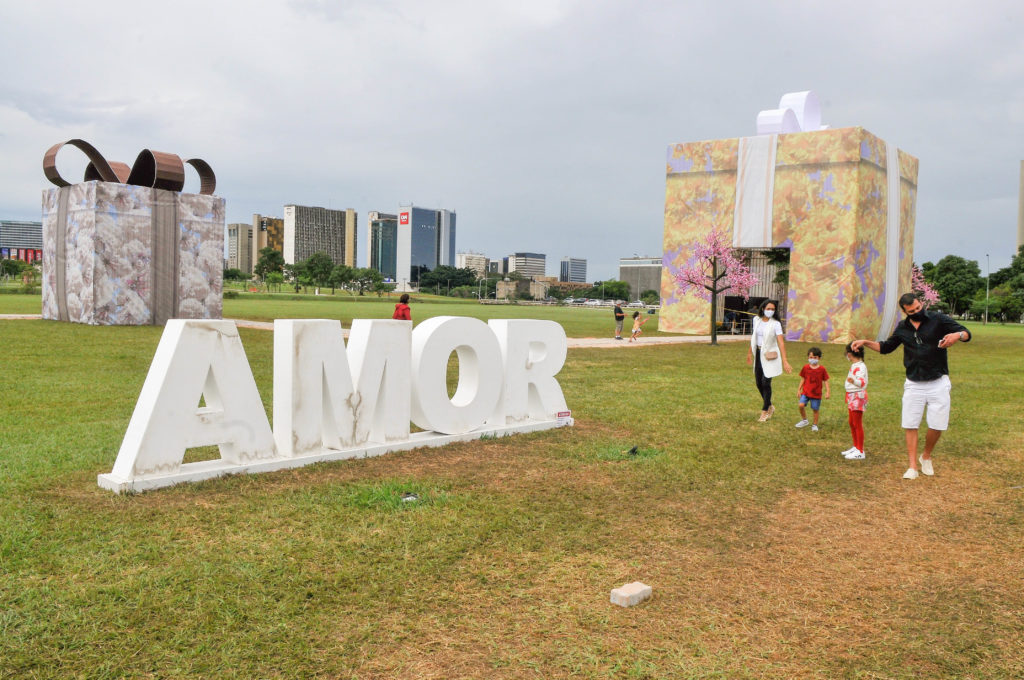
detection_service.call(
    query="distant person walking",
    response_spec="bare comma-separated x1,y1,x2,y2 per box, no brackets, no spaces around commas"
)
392,293,411,321
613,301,625,340
851,293,972,479
746,299,792,421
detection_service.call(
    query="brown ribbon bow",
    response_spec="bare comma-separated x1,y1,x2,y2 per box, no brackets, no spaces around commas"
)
43,139,216,195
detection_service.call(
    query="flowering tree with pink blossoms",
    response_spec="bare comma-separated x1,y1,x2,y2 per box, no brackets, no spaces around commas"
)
674,228,759,345
911,265,940,307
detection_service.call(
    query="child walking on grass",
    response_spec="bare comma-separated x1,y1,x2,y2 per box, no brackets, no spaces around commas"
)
795,347,830,432
842,342,868,460
629,311,648,342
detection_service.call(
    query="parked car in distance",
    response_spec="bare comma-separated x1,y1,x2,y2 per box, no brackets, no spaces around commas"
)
584,299,602,306
627,300,646,308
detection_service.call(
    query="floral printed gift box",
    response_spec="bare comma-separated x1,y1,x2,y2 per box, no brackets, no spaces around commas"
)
660,126,918,344
41,181,225,325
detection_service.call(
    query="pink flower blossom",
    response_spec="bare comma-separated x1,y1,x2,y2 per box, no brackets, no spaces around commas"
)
674,228,759,301
911,265,940,307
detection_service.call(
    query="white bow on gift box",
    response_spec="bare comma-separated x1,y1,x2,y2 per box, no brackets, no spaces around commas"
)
755,91,830,135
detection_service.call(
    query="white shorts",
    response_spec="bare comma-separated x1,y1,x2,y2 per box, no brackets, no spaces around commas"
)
901,375,952,431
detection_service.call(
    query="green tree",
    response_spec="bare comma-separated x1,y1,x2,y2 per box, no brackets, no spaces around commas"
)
641,289,660,305
222,268,247,281
585,279,630,300
305,251,335,291
1,258,24,277
285,260,310,293
373,280,395,297
254,247,285,280
329,264,354,294
418,265,477,293
925,255,983,315
266,271,284,292
990,245,1024,289
764,248,791,286
352,267,383,295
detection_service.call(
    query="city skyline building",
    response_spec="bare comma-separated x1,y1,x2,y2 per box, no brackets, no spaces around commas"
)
0,220,43,263
227,222,254,273
368,211,398,281
619,256,662,301
559,256,587,283
283,205,357,267
395,205,456,288
508,252,546,279
251,213,284,275
455,252,489,277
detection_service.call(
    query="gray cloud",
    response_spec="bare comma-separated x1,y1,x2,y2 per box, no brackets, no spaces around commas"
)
1,0,1021,279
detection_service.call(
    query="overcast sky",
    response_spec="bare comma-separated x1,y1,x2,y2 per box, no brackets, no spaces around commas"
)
1,0,1022,280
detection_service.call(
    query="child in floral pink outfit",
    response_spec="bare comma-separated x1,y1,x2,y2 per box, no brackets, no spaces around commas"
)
842,343,868,460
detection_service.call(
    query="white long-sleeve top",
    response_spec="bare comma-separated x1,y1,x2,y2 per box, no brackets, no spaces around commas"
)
845,360,868,393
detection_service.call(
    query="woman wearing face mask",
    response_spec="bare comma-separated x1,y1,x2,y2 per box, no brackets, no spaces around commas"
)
746,299,792,421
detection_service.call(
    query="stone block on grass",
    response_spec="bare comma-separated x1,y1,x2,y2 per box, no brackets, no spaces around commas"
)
610,581,652,607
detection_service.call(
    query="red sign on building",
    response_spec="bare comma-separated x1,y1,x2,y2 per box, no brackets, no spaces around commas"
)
399,212,409,225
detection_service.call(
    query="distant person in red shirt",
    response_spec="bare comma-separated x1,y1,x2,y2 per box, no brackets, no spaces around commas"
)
794,347,830,432
392,293,411,321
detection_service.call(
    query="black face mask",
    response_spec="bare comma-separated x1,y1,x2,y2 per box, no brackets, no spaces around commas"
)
907,310,927,322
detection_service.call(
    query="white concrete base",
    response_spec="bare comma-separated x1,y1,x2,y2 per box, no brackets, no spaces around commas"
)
610,581,652,607
98,417,571,493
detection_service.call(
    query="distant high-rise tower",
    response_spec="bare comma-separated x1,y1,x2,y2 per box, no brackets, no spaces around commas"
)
283,205,357,266
251,213,284,275
456,252,489,277
507,252,546,279
559,257,587,283
395,205,457,288
227,223,254,273
368,211,398,281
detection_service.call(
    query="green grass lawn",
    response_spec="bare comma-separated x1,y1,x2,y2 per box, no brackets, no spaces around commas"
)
1,292,667,338
2,309,1024,678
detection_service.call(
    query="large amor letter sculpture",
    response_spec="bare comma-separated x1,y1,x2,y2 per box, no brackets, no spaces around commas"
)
98,317,571,493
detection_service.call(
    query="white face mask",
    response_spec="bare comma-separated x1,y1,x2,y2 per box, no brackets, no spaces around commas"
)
808,358,819,365
764,309,775,318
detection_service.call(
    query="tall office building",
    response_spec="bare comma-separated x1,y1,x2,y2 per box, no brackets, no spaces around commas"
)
283,205,357,266
559,257,587,283
0,220,43,263
251,213,284,275
395,205,456,288
367,211,398,281
455,252,489,277
508,252,546,279
227,223,254,273
619,256,662,301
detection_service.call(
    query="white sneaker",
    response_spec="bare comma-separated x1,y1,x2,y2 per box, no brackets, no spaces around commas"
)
811,425,819,432
903,468,919,480
919,456,934,476
840,447,857,457
844,449,865,460
795,419,809,428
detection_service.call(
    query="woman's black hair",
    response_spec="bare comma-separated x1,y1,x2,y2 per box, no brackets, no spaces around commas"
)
632,311,640,318
399,293,410,304
844,342,865,359
758,299,778,316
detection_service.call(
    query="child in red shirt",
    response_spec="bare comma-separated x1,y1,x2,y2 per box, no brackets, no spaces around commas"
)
795,347,830,432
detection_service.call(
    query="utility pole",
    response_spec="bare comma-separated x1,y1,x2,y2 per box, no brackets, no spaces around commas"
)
985,253,990,325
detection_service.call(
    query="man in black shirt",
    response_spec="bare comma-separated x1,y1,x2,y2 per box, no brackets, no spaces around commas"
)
613,302,625,340
852,293,971,480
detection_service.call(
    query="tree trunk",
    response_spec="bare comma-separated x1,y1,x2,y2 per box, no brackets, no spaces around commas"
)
710,256,718,346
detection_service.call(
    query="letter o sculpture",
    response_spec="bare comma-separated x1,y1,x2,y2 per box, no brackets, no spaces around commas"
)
410,316,503,434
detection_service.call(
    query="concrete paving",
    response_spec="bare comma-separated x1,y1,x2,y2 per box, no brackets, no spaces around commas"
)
1,314,750,348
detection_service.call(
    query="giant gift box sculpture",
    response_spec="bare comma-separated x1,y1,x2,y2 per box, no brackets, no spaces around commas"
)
41,139,223,325
660,92,918,342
